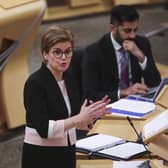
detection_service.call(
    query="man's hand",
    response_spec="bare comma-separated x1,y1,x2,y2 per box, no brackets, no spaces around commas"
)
123,40,145,62
120,83,149,97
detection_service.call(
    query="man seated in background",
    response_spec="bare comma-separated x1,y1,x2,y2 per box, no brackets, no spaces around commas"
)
82,4,161,103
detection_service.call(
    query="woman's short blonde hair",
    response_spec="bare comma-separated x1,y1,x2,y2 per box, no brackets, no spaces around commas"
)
40,25,74,58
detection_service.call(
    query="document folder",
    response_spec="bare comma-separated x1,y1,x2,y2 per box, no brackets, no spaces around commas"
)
142,109,168,161
92,142,148,161
106,98,156,118
76,133,148,161
143,109,168,143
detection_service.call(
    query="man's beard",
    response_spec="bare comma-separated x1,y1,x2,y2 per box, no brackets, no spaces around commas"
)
115,30,135,45
115,31,123,45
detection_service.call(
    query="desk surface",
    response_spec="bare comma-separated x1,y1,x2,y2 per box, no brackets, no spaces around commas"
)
89,105,165,141
156,63,168,78
76,159,167,168
76,105,166,161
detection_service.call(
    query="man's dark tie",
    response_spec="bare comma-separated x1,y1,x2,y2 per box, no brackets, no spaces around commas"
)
119,49,129,89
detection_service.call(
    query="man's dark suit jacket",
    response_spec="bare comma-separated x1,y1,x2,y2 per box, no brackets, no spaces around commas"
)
82,33,161,102
24,63,81,138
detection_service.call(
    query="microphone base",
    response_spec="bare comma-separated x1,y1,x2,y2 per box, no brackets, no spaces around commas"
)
136,138,144,144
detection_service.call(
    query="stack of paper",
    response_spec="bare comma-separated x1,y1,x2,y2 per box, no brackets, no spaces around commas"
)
106,98,156,118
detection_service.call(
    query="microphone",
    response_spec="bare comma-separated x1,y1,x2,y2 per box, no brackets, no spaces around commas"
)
137,160,151,168
126,116,151,159
126,116,143,144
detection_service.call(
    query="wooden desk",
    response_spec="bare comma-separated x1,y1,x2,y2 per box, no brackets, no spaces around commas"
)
0,0,46,129
43,0,113,21
44,0,166,21
89,105,165,141
156,63,168,78
77,159,112,168
76,105,166,160
76,159,167,168
88,118,142,141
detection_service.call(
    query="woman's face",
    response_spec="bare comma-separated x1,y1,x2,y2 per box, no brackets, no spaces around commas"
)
44,41,73,77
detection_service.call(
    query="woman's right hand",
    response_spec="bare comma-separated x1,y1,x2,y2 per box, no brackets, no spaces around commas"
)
76,99,110,130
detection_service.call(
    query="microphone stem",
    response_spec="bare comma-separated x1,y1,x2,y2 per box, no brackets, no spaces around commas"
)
127,117,141,142
126,117,149,152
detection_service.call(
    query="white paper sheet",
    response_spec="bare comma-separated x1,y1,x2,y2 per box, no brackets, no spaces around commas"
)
143,109,168,138
98,142,147,159
107,98,156,118
113,160,148,168
76,134,125,152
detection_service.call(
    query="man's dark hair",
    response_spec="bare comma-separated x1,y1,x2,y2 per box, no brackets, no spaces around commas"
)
110,5,140,25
